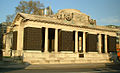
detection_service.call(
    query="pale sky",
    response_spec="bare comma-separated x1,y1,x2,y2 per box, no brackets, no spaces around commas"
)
0,0,120,26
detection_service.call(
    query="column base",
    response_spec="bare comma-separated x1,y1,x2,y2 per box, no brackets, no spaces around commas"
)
44,51,49,53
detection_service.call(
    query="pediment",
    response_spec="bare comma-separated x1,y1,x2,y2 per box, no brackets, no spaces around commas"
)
12,9,96,27
12,13,24,26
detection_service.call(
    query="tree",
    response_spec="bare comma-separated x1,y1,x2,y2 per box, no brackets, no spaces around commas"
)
6,14,15,26
5,0,45,26
6,0,54,26
15,0,44,15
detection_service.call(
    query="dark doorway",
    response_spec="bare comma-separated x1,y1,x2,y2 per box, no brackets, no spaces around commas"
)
48,28,55,52
42,27,45,52
101,34,105,53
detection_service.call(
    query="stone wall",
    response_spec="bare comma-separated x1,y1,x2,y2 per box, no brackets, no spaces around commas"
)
23,51,111,64
3,33,13,56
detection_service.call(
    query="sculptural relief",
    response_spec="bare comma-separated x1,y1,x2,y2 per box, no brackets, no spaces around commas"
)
57,11,73,21
55,9,96,25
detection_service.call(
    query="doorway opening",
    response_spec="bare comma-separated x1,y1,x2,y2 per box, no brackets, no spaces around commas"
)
48,28,55,52
101,34,105,53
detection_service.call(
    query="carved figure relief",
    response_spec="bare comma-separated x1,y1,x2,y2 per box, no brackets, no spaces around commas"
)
64,13,73,21
55,9,96,25
57,12,73,21
89,19,96,25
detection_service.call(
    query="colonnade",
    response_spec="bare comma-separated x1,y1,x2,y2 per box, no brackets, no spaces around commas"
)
43,28,108,53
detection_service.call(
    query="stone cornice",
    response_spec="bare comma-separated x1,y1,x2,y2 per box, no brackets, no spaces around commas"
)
13,12,120,33
23,18,120,33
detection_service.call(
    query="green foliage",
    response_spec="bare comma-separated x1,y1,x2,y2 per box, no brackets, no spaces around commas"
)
3,56,11,58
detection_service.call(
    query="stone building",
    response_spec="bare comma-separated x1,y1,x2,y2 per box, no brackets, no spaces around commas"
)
3,9,120,64
0,23,7,60
2,27,13,57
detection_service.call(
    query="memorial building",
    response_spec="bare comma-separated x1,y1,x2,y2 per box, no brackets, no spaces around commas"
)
3,9,120,64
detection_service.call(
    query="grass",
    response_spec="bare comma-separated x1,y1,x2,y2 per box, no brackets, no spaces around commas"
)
3,56,11,58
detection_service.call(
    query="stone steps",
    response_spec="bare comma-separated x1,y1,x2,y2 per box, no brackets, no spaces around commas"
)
23,52,111,64
24,57,111,64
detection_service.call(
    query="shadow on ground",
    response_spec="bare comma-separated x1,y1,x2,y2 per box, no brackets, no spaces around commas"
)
105,52,120,71
93,52,120,72
0,56,31,73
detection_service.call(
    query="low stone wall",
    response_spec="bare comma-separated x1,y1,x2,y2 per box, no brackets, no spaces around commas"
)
2,50,11,56
23,51,111,64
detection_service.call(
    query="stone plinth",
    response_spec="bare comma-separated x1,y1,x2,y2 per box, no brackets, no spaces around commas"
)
23,51,111,64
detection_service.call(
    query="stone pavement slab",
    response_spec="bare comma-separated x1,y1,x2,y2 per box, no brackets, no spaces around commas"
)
0,61,106,69
25,63,106,69
0,61,120,70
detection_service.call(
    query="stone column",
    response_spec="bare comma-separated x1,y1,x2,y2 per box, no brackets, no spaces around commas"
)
44,27,48,52
98,34,102,53
54,28,58,53
75,31,78,53
83,32,86,53
17,27,20,51
16,26,24,56
105,35,108,53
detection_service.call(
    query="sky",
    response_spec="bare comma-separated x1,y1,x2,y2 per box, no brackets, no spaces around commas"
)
0,0,120,26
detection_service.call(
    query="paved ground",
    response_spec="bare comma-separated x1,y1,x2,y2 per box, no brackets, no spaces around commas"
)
1,68,120,73
0,62,120,73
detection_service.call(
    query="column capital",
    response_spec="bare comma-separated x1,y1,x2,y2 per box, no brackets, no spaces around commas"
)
105,34,107,36
83,31,86,33
55,28,59,30
98,34,102,36
75,30,78,32
75,31,78,32
45,27,48,29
